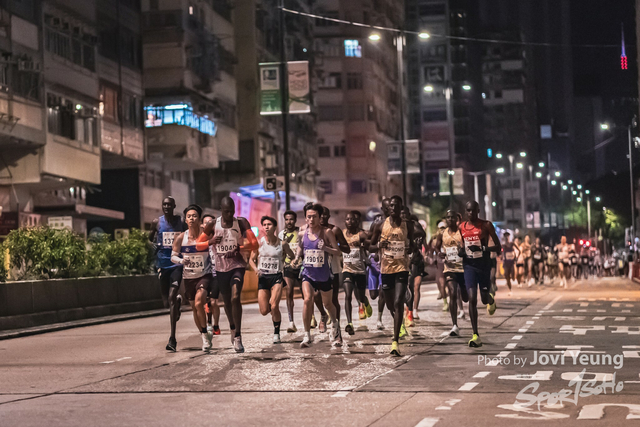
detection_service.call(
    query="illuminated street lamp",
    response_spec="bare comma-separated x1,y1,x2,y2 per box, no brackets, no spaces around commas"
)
516,162,524,169
577,184,582,190
596,197,601,202
496,167,505,174
555,171,561,177
496,153,503,159
551,180,557,185
577,197,582,202
567,179,573,185
368,33,381,41
585,189,590,195
535,172,543,178
573,190,577,195
519,151,527,157
562,184,568,190
538,162,545,167
462,84,472,91
600,123,609,130
418,32,431,40
423,85,434,92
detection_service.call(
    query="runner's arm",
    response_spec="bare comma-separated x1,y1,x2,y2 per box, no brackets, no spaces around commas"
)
170,232,184,265
359,231,370,251
238,218,259,252
368,222,383,252
282,239,295,259
323,229,342,256
485,222,502,253
195,218,216,251
149,218,159,243
248,248,260,275
334,227,351,254
434,232,446,258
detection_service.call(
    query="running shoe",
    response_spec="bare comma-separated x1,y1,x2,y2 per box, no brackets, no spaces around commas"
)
202,333,212,352
233,336,245,353
213,325,221,335
333,328,343,346
287,322,297,333
442,298,449,312
319,315,328,333
207,324,213,334
449,325,460,337
405,310,414,328
414,311,420,320
468,334,482,348
376,320,384,330
310,315,317,329
300,335,312,348
326,315,333,326
359,306,366,320
273,333,281,344
399,323,408,338
457,311,465,320
390,340,401,356
166,337,177,352
365,302,373,318
345,323,355,335
487,294,497,315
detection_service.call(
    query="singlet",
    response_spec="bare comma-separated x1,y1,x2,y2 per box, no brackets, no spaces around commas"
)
532,244,544,261
213,217,247,273
556,243,571,261
343,230,366,274
301,227,331,282
380,217,408,274
442,227,463,273
368,253,380,274
521,241,532,259
181,230,212,279
278,228,300,267
156,215,184,269
257,236,283,275
460,220,490,268
502,242,516,265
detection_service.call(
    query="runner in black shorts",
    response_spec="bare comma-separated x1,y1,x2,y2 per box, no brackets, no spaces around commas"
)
279,210,301,333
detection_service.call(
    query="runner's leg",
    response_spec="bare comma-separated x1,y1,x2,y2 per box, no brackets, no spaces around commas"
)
447,277,459,326
285,276,296,322
258,288,271,316
343,277,354,326
332,274,341,322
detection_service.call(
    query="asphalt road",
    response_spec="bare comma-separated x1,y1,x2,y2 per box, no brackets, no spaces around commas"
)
1,277,639,426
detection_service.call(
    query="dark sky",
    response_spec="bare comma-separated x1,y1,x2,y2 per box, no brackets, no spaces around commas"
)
571,0,638,98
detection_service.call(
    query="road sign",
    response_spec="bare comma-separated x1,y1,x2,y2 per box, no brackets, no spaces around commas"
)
264,176,285,192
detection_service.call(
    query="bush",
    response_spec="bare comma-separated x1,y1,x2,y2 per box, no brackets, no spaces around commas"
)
87,229,154,276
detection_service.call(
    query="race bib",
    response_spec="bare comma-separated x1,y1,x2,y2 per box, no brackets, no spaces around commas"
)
385,241,405,260
505,252,515,261
289,241,298,254
216,235,238,254
445,246,461,263
304,249,325,267
184,254,205,274
344,248,361,263
259,256,280,275
162,231,179,248
534,253,542,260
464,237,482,259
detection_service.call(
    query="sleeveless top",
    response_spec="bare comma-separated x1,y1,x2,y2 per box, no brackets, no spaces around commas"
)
442,227,463,273
368,253,380,274
557,243,570,261
301,227,331,282
258,236,283,275
213,217,246,273
278,228,299,267
156,215,183,269
460,220,490,268
380,217,408,274
521,241,532,258
532,244,544,261
502,242,516,265
343,231,366,274
181,230,212,279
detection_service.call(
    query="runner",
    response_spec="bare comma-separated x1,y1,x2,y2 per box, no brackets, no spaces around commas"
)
249,216,295,344
320,207,350,330
435,210,467,337
293,203,343,348
521,235,533,286
555,236,572,288
342,211,372,335
212,196,259,353
370,195,415,356
149,196,187,352
202,214,222,336
430,221,448,312
570,239,580,281
403,209,426,326
300,202,327,331
367,199,390,330
514,236,524,286
531,237,546,285
352,210,369,320
278,210,301,333
410,214,427,320
459,200,501,348
546,244,558,283
501,232,516,296
170,205,215,352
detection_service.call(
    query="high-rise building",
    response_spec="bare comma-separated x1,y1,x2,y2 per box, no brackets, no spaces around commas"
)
312,0,404,222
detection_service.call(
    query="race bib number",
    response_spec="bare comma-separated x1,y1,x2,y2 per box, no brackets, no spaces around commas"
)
464,237,482,259
216,235,238,254
304,249,325,267
445,246,461,263
534,253,542,260
385,241,405,260
344,248,361,263
162,232,179,248
582,257,589,265
259,256,280,275
184,254,205,274
505,251,515,261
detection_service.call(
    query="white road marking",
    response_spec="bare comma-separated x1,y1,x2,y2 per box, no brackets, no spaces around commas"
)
100,357,131,364
559,325,605,335
563,309,573,312
561,372,613,382
533,317,540,320
577,403,640,420
435,406,451,410
505,343,517,349
612,303,634,308
512,335,523,340
543,295,563,310
526,321,535,325
577,309,587,312
518,328,529,333
415,418,440,427
497,351,511,358
553,316,585,321
499,371,553,381
625,374,640,383
458,382,479,391
331,391,350,398
473,371,491,378
622,309,632,313
616,317,626,321
610,326,640,335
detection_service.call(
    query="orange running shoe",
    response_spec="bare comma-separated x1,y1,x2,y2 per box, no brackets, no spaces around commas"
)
359,306,366,320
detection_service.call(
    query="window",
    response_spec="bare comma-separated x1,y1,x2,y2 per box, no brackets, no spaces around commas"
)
101,85,119,123
350,180,367,194
346,72,363,90
334,145,346,157
344,40,362,58
495,90,503,99
44,15,96,72
319,180,333,194
122,93,142,129
318,106,343,121
318,146,331,157
47,94,97,145
319,72,342,89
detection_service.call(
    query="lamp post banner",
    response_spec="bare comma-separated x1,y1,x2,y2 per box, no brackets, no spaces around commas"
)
260,63,281,115
287,61,311,114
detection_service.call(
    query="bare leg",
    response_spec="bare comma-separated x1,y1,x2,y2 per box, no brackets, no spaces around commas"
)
168,286,180,340
284,276,297,322
343,279,354,325
191,289,207,331
270,283,284,323
302,281,314,332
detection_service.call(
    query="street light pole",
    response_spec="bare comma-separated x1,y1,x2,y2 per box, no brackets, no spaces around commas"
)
508,155,514,229
396,32,407,204
444,0,455,209
587,194,591,240
278,0,291,210
628,125,635,239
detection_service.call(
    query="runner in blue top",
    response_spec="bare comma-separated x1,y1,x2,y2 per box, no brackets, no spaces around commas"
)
149,196,187,352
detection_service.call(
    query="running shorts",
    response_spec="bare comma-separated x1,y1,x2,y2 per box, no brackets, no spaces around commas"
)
159,266,183,290
217,267,245,295
209,274,220,299
343,271,367,290
258,273,285,290
284,266,301,280
302,275,332,292
367,267,382,291
444,271,465,287
380,271,409,290
184,275,211,301
463,265,491,294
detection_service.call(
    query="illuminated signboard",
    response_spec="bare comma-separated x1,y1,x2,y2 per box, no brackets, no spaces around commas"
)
144,104,217,137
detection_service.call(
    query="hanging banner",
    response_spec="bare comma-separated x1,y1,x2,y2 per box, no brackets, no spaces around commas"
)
288,61,311,114
387,142,402,175
405,140,420,174
259,63,281,115
387,140,420,175
438,168,464,196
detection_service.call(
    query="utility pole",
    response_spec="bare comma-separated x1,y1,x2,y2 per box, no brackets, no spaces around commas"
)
396,33,407,203
628,125,635,240
278,0,291,210
444,0,455,209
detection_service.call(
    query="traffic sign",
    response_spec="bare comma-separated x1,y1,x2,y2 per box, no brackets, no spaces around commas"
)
264,176,285,192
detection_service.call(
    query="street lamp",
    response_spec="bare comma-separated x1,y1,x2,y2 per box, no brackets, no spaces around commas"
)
516,162,524,169
368,33,381,41
567,179,573,185
562,184,568,190
535,172,543,178
496,167,505,174
538,162,545,168
577,197,582,202
496,153,503,159
585,189,590,194
600,123,609,130
596,196,601,202
577,184,582,190
423,85,434,92
555,171,561,177
519,151,527,157
551,180,557,185
573,190,577,195
462,84,472,91
418,32,431,40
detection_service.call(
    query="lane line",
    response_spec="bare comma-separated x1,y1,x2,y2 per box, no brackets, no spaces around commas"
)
533,317,540,319
473,371,491,378
497,351,511,358
458,382,479,391
512,335,523,340
518,328,528,333
415,418,440,427
526,321,535,325
331,391,350,397
505,343,517,349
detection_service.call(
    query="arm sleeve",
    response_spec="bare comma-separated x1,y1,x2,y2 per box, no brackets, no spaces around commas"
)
170,251,184,265
240,228,259,252
195,231,211,252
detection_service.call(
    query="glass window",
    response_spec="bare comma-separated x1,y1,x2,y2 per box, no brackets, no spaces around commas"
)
346,72,363,90
344,40,362,58
318,146,331,157
334,145,346,157
319,72,342,89
350,180,367,194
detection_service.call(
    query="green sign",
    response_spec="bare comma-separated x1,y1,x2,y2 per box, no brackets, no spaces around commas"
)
260,64,281,115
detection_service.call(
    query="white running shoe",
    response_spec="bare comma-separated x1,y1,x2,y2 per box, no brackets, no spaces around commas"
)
287,322,297,333
202,333,212,352
273,333,281,344
414,312,420,320
300,335,312,348
207,325,213,334
333,328,343,346
449,325,460,337
457,311,465,320
376,320,384,330
233,336,244,353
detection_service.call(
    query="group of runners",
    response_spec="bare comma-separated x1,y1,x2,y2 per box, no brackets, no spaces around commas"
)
150,195,505,356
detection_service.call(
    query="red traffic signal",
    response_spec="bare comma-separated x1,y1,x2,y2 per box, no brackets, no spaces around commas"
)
579,239,584,245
